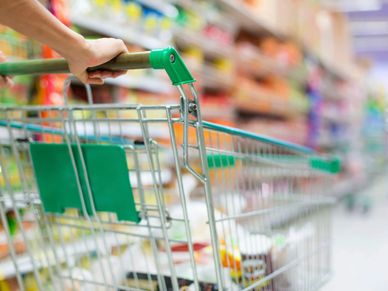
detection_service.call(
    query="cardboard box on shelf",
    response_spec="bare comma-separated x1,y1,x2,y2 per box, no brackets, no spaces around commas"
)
318,10,354,70
295,1,322,56
244,0,299,36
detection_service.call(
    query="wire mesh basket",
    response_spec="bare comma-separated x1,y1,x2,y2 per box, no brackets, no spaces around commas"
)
0,48,339,291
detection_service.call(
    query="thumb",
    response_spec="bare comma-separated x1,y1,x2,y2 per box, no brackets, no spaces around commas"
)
71,66,88,84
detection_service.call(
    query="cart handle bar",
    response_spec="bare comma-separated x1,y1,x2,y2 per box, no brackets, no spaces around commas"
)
0,47,195,86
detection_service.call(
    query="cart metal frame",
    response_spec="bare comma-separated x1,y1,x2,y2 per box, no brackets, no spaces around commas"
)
0,47,337,291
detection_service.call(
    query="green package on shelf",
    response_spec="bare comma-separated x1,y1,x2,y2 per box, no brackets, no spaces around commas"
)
30,143,140,223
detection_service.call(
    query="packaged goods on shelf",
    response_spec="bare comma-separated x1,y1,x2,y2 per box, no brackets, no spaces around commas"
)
202,63,235,91
201,92,235,123
0,26,40,105
241,0,298,36
240,118,308,145
66,0,364,153
234,75,309,119
236,41,306,82
361,90,388,171
70,0,173,48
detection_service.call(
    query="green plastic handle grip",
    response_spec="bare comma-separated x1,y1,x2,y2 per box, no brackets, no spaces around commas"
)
0,47,195,86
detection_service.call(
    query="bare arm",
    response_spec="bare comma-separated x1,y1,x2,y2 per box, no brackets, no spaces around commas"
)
0,0,128,84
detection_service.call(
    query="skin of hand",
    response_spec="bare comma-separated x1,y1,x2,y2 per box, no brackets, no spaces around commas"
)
0,52,14,88
65,37,128,85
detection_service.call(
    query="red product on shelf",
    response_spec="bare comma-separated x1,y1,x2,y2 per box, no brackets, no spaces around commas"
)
37,0,71,106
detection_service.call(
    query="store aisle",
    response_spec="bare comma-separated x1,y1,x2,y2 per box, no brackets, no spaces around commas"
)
322,176,388,291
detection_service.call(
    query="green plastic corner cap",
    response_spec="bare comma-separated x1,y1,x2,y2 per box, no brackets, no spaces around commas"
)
149,47,195,86
30,143,140,223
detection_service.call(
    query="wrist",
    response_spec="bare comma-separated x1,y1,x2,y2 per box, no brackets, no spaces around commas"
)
58,32,91,63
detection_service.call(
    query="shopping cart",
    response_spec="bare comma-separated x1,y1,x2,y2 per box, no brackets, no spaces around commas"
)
0,47,339,291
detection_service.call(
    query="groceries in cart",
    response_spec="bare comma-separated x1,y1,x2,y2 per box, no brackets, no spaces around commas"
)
0,48,338,290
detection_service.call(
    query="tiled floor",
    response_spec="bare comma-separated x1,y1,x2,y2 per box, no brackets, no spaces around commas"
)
322,176,388,291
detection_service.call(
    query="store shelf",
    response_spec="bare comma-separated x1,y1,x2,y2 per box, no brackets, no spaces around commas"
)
319,83,343,100
104,75,173,94
201,104,235,121
321,111,354,124
238,48,307,83
71,15,170,50
217,0,283,36
236,89,306,118
318,56,361,82
217,0,359,83
202,65,234,90
317,137,349,149
171,0,231,29
327,173,380,198
138,0,179,18
168,0,196,10
173,26,234,59
238,50,278,78
0,234,128,279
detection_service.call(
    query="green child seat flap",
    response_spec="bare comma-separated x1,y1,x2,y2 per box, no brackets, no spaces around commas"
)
30,143,140,223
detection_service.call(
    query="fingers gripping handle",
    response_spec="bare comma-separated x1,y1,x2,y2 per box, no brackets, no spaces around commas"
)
0,47,195,86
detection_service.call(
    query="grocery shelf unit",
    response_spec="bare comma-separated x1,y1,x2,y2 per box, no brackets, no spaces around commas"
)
66,1,385,197
66,1,379,184
0,1,376,204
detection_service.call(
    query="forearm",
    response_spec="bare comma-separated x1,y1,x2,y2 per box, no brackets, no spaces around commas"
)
0,0,87,61
0,0,128,84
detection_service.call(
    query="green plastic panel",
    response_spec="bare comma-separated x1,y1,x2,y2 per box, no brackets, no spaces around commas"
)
207,154,236,168
30,143,140,223
150,47,195,86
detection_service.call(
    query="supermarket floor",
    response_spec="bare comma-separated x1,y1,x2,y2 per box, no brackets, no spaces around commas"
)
322,175,388,291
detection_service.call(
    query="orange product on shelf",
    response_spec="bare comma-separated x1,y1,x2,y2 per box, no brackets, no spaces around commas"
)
243,0,261,8
279,41,302,66
0,216,36,259
220,243,242,272
263,75,290,98
260,37,280,59
234,76,294,116
260,37,303,67
202,92,235,121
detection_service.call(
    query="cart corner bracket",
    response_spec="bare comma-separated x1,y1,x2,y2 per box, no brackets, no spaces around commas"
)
150,47,195,86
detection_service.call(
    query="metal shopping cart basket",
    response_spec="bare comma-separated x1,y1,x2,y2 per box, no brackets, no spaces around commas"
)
0,48,339,291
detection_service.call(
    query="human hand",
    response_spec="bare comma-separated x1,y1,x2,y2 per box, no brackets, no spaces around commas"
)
66,37,128,84
0,52,14,88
